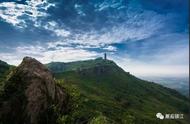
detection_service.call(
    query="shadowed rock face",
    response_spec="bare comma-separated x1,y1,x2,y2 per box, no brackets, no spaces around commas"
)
0,57,69,124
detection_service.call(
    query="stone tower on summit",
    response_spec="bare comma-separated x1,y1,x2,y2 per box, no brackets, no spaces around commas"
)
104,53,107,60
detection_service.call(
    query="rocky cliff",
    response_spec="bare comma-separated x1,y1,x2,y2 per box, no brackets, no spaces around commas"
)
0,57,69,124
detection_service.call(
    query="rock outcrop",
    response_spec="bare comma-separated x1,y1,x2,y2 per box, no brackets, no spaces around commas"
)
0,57,69,124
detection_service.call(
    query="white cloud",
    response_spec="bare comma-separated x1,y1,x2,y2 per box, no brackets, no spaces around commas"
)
94,0,124,11
0,2,28,27
114,57,189,77
0,53,22,65
0,1,70,37
103,46,117,51
0,1,69,37
0,1,165,48
54,29,71,37
42,21,71,37
49,10,165,48
42,47,98,63
42,11,164,55
47,41,70,48
0,45,99,65
113,46,189,77
0,0,55,28
74,4,86,16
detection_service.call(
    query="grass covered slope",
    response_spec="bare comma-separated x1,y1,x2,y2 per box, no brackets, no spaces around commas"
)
48,58,190,124
0,60,13,91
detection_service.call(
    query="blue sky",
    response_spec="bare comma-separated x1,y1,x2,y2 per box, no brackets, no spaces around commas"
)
0,0,189,77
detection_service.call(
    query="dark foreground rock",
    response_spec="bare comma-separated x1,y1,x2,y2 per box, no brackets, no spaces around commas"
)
0,57,69,124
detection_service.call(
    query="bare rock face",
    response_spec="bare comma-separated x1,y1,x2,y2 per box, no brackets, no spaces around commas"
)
0,57,69,124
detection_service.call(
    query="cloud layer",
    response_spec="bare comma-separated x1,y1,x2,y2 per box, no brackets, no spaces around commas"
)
0,0,55,28
0,0,188,77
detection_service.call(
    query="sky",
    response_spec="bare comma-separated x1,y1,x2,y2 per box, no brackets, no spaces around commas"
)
0,0,189,77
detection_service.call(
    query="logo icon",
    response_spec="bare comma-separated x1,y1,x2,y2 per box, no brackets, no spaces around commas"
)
156,113,164,120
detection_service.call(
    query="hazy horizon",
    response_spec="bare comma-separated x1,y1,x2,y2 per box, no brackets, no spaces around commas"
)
2,56,189,78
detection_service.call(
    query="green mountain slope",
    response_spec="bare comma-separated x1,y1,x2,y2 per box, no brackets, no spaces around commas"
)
47,59,190,124
0,60,13,91
46,57,114,73
0,60,10,79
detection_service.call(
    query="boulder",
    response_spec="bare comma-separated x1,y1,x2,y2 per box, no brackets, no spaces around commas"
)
0,57,69,124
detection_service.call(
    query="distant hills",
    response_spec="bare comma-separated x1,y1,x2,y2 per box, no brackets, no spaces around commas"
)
140,76,189,97
0,57,189,124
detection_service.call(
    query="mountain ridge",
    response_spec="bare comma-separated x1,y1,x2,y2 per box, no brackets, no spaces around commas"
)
0,57,189,124
50,58,189,123
46,57,123,74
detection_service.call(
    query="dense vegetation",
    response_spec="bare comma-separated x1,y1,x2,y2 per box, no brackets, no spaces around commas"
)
0,58,189,124
48,58,190,124
0,60,10,81
0,60,14,92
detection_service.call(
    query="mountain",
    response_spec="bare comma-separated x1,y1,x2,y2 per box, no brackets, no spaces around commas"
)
48,58,190,124
46,57,115,73
0,60,11,81
0,60,13,91
0,57,69,124
0,57,189,124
